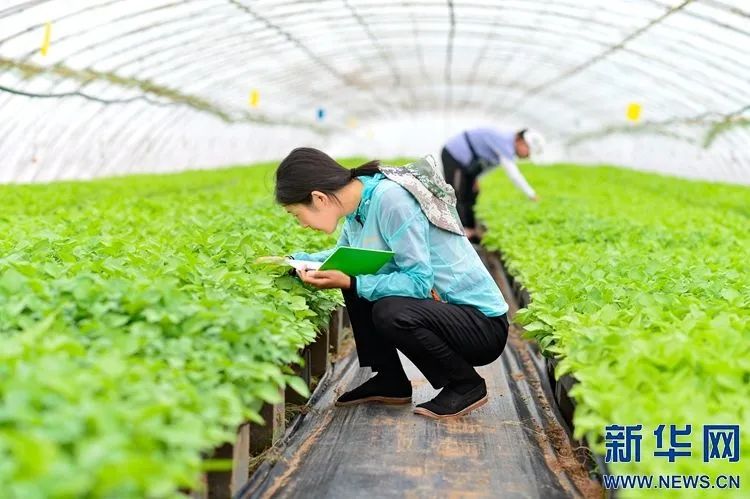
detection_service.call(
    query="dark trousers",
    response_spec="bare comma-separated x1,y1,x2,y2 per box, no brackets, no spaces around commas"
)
342,288,509,389
441,147,478,229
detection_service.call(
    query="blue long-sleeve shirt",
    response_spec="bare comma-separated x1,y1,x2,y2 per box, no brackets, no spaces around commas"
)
292,173,508,318
444,127,536,198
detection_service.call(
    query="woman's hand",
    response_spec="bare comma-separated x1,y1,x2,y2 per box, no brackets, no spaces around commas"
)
297,269,351,289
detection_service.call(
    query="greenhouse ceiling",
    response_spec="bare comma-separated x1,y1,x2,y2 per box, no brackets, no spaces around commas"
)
0,0,748,183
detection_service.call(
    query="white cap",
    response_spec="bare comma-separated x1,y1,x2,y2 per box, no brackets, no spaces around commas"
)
522,128,546,157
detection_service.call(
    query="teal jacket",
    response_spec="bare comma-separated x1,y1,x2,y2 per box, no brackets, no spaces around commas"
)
292,173,508,317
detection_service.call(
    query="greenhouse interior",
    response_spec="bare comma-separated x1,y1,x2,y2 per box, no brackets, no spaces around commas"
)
0,1,748,498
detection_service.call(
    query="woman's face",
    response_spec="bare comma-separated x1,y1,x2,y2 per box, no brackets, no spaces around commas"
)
285,191,340,234
515,137,530,158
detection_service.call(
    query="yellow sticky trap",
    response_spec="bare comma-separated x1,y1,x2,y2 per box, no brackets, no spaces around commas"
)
249,89,259,107
40,21,52,56
626,102,642,122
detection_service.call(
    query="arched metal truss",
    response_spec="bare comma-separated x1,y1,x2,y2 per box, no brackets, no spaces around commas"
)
0,0,748,183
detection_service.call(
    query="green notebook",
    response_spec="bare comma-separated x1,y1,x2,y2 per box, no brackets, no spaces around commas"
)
318,246,395,275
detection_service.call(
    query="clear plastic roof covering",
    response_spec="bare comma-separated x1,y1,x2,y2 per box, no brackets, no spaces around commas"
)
1,0,748,183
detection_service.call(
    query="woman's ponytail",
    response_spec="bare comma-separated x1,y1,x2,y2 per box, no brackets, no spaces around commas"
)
275,148,380,206
350,159,381,179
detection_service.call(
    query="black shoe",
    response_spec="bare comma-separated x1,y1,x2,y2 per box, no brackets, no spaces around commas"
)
468,234,482,244
335,373,412,407
413,379,488,419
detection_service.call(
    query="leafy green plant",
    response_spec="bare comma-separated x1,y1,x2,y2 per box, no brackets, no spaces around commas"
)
478,164,749,497
0,161,364,497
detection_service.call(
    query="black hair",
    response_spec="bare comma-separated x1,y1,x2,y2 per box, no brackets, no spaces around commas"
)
516,128,528,141
274,147,380,205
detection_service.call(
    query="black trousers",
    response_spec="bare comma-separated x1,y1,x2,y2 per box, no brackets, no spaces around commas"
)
441,147,478,229
342,288,509,389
